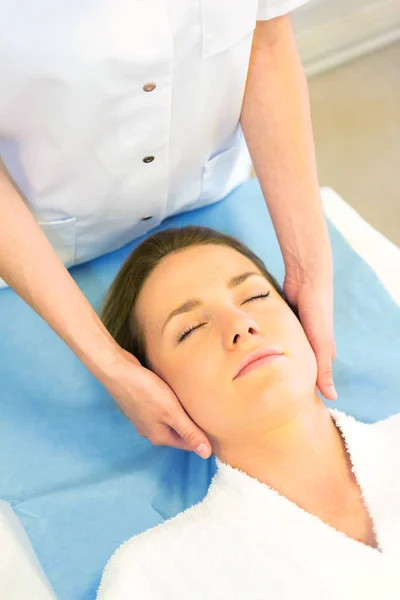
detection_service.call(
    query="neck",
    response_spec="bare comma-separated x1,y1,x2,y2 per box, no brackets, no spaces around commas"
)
216,396,352,503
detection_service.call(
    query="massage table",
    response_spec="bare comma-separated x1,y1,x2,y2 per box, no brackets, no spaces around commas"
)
0,180,399,599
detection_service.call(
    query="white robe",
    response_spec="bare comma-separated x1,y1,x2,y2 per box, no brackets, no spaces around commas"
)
97,410,400,599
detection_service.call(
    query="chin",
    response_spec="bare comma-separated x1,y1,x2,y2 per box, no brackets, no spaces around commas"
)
246,378,314,408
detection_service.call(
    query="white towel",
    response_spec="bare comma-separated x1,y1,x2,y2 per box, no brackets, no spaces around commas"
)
97,410,400,599
0,501,56,600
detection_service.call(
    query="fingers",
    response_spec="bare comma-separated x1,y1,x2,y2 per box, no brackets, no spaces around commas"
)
301,315,337,401
138,424,193,452
143,411,212,457
161,427,193,452
131,370,212,457
294,285,337,401
315,342,337,401
332,341,337,362
149,424,212,457
168,414,212,459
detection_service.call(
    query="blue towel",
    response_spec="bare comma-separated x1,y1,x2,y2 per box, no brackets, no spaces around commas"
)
0,178,399,599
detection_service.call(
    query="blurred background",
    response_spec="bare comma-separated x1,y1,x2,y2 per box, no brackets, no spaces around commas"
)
252,0,400,246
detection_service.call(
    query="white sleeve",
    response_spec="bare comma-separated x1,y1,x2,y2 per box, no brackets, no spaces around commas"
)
257,0,311,20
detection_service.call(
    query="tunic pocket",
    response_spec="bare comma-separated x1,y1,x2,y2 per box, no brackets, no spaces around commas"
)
201,0,258,59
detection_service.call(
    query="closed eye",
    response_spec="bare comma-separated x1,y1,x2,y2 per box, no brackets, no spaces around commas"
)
177,322,206,343
243,292,270,304
177,292,270,343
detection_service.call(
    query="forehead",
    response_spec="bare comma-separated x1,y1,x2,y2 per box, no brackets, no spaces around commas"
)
135,244,260,322
148,244,257,291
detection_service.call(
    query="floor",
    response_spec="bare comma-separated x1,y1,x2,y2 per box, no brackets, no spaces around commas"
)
252,42,400,247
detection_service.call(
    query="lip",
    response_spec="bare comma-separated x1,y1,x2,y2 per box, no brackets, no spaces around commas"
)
233,346,284,380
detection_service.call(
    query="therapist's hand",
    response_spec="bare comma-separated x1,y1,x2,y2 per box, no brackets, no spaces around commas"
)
283,268,337,401
103,349,212,459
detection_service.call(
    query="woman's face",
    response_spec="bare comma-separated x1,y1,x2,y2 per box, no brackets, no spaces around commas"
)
135,244,317,446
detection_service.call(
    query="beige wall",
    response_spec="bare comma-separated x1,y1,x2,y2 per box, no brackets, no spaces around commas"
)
292,0,400,76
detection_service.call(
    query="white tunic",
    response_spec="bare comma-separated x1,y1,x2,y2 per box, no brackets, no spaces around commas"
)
97,410,400,599
0,0,309,273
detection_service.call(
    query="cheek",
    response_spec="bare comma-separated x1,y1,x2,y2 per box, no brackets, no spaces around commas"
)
162,352,227,432
284,314,318,383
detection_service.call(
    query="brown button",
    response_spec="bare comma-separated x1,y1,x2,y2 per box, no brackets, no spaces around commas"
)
143,83,156,92
143,156,155,163
142,215,153,221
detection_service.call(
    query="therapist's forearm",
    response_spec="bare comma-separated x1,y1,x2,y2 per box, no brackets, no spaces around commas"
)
240,16,330,278
0,169,132,378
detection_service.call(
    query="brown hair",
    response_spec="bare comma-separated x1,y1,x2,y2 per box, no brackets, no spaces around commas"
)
101,225,291,368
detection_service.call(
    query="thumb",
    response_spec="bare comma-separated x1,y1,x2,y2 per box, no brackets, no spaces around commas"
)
172,414,212,459
316,344,337,401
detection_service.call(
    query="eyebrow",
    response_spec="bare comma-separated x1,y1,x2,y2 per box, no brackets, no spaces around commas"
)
161,271,264,334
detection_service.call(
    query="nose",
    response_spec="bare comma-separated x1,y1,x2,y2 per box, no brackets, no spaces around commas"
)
222,312,261,349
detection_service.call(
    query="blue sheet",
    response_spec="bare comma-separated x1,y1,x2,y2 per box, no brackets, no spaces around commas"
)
0,178,399,599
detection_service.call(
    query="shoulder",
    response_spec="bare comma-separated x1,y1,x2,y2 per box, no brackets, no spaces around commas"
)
329,408,400,459
370,411,400,436
97,500,210,599
330,408,400,462
330,408,400,435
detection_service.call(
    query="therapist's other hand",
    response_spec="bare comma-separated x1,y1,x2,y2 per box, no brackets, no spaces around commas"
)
283,270,337,401
104,350,212,459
